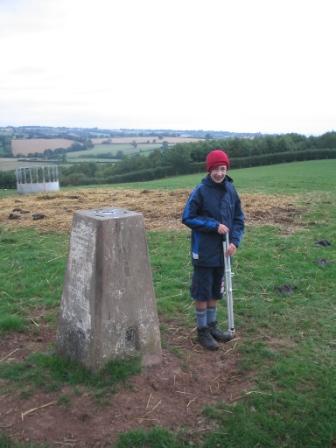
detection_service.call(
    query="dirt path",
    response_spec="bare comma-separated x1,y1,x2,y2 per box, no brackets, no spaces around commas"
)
0,321,252,447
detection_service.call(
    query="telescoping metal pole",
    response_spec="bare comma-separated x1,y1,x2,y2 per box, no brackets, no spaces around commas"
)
223,232,235,337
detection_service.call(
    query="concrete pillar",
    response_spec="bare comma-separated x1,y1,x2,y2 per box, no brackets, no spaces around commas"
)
56,208,162,371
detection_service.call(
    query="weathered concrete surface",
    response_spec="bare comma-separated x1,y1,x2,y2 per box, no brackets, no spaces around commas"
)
57,208,162,371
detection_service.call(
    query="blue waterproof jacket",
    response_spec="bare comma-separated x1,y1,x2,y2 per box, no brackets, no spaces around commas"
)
182,175,245,267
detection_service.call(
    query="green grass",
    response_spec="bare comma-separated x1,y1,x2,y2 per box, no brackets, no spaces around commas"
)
91,159,336,193
2,158,336,194
0,228,67,330
233,159,336,194
148,231,192,316
66,143,161,159
1,159,336,447
115,427,190,448
0,351,141,396
0,434,45,448
0,314,25,333
0,189,17,198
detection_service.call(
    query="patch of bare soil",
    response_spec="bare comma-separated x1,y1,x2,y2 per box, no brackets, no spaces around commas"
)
0,189,304,233
0,321,252,447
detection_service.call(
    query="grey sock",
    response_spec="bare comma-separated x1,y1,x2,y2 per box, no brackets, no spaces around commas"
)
207,307,217,324
196,309,207,328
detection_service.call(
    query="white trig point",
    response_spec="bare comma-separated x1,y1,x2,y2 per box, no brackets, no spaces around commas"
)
16,165,60,194
56,208,162,371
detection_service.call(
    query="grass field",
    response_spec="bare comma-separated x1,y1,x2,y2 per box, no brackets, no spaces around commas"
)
76,159,336,194
0,158,48,172
91,137,203,145
66,143,162,160
0,159,336,447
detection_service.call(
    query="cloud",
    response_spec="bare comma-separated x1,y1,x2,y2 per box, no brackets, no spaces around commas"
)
0,0,65,38
0,0,336,134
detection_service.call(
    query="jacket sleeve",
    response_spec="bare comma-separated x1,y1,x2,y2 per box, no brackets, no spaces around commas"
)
182,187,220,232
230,190,245,248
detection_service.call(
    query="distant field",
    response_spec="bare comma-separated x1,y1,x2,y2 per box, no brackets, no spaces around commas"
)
91,136,203,144
11,139,75,156
0,158,47,172
66,143,161,159
66,158,118,164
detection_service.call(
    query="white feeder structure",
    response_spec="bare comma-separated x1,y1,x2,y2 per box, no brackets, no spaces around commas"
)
16,165,60,195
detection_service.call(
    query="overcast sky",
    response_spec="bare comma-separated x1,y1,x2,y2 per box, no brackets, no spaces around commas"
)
1,0,335,135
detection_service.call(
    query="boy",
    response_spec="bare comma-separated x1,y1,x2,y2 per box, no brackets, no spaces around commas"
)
182,149,245,350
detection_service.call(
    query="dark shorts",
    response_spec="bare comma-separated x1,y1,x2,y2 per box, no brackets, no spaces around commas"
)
191,266,224,302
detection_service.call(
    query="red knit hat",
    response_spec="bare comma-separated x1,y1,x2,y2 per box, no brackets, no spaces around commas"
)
206,149,230,172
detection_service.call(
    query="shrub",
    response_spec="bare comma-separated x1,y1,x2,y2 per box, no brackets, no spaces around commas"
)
0,171,16,189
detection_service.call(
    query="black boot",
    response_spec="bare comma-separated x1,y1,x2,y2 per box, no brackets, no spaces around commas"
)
197,326,219,351
208,321,233,343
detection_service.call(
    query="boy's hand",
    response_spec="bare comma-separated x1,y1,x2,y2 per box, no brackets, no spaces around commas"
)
217,223,229,234
226,243,237,257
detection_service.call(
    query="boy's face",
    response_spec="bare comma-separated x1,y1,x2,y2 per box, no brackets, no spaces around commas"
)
210,165,227,183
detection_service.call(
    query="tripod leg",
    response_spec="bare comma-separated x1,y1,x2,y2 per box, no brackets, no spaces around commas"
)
223,233,235,337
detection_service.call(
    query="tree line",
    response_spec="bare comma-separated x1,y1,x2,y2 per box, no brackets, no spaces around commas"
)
1,132,336,188
0,136,11,157
59,132,336,186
